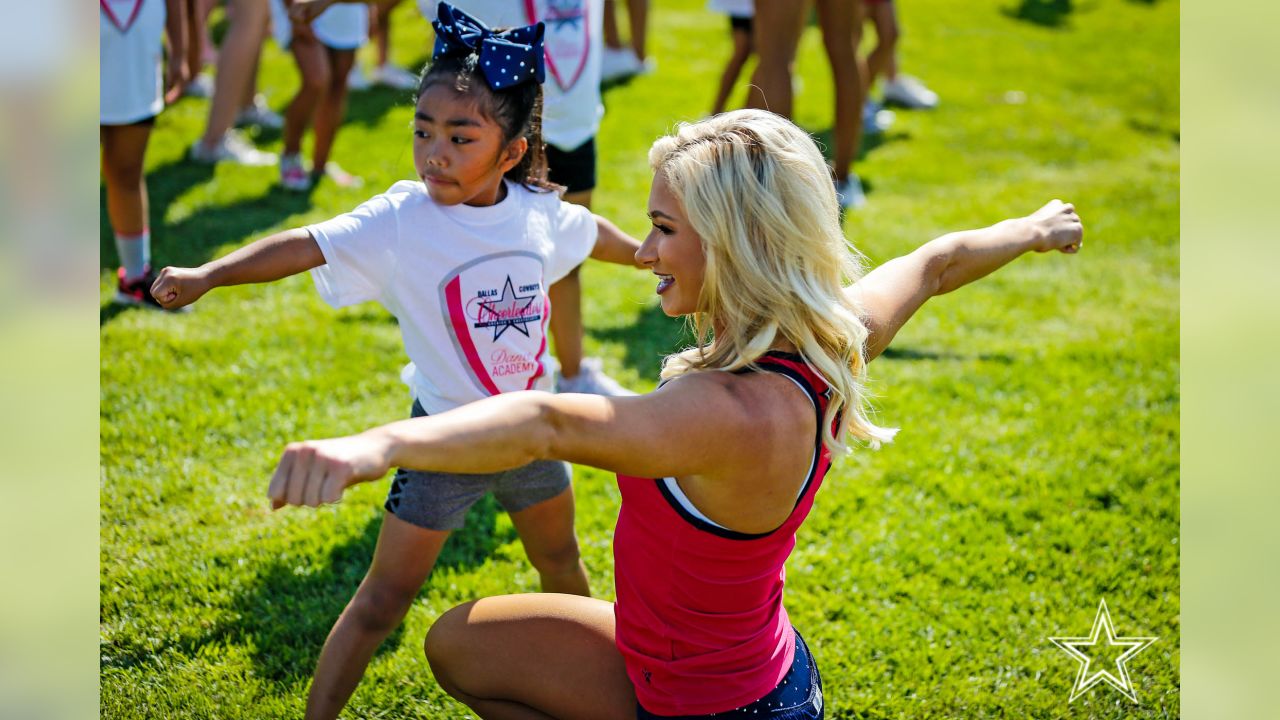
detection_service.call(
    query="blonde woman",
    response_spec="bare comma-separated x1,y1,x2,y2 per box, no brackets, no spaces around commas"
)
267,109,1083,718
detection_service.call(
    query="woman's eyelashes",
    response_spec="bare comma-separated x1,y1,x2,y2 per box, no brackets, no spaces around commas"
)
652,222,674,235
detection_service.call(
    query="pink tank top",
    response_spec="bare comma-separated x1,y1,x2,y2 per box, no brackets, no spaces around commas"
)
613,352,835,716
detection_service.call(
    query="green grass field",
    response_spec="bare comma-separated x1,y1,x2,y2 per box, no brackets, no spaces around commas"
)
100,0,1179,717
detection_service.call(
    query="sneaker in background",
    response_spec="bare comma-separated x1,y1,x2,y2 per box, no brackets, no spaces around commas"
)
882,75,939,110
280,154,312,191
556,357,637,396
835,174,867,210
862,99,895,135
183,73,215,98
190,130,277,166
600,47,653,83
347,66,371,91
371,63,420,91
312,162,363,189
235,94,284,129
114,266,184,311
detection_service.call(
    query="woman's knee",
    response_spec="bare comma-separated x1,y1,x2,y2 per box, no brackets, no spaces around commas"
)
423,601,480,690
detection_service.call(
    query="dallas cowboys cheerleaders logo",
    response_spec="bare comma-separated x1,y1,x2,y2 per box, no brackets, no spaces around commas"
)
473,276,543,340
440,251,550,395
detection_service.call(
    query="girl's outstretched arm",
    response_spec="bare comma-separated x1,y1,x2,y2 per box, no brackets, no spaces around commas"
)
850,199,1084,362
267,370,804,509
150,228,326,310
590,215,646,268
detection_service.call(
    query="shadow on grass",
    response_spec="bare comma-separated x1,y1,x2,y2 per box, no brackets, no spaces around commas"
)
592,302,692,381
101,497,515,683
1001,0,1075,28
879,346,1014,364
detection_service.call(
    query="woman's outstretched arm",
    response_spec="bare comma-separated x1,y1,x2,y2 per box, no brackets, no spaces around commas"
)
850,199,1084,362
267,372,798,509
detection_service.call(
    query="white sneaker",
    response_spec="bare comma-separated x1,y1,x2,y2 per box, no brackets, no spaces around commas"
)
862,99,895,134
190,130,277,166
183,73,215,98
235,94,284,129
371,63,420,91
347,66,371,91
600,47,653,82
835,175,867,210
556,357,637,396
280,153,312,191
882,75,939,110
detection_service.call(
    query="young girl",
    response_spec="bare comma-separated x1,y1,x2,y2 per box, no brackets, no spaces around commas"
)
102,0,187,307
708,0,754,116
270,0,369,190
265,109,1084,718
151,5,643,717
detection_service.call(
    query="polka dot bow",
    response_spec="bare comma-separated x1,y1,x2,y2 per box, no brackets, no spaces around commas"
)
431,2,546,90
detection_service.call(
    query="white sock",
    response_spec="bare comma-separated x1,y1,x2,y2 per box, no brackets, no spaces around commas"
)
115,230,150,281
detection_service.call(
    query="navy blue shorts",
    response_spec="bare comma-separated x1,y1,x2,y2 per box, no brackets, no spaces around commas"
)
636,628,824,719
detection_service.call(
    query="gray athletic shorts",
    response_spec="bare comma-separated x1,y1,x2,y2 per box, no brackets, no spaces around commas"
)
383,400,572,531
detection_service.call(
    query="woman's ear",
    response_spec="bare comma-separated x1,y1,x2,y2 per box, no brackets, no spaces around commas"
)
500,136,529,174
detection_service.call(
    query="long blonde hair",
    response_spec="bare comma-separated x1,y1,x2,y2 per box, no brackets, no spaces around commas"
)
650,109,897,455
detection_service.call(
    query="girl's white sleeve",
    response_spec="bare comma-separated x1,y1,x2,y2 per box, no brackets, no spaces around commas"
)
306,188,404,308
545,200,598,285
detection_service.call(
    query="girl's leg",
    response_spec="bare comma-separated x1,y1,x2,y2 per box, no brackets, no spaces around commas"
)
602,0,622,50
304,513,451,720
426,593,635,720
547,186,592,382
283,33,331,158
626,0,649,62
745,0,805,116
507,486,590,597
373,0,402,69
312,47,357,170
198,0,268,149
867,0,900,85
816,0,864,184
712,26,753,116
100,124,152,238
101,123,155,283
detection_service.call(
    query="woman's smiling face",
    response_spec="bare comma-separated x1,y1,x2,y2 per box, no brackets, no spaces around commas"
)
412,84,525,207
636,173,707,317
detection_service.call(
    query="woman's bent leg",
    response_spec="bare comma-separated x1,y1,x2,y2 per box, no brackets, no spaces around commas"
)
426,593,635,720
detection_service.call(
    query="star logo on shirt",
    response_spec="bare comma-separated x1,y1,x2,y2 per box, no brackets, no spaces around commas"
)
546,0,585,30
474,276,541,340
1049,598,1158,703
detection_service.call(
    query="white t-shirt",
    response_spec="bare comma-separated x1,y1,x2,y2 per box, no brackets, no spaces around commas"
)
707,0,754,19
306,180,597,414
100,0,166,125
269,0,369,51
421,0,604,151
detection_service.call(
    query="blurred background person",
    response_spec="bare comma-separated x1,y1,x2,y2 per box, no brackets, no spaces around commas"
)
188,0,277,165
101,0,188,307
600,0,652,81
272,0,368,190
707,0,753,116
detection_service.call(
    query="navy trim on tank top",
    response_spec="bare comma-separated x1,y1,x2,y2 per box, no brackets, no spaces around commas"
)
653,352,827,541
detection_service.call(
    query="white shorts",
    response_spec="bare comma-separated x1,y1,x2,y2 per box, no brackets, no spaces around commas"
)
270,0,369,51
100,0,167,125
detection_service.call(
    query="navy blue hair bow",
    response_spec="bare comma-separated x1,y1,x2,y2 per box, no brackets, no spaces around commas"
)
432,2,546,90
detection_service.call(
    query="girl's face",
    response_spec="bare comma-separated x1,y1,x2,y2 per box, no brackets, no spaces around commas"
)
412,84,526,207
636,173,707,317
